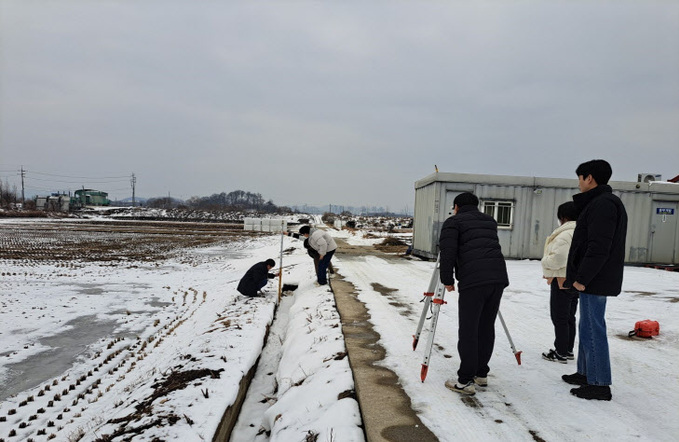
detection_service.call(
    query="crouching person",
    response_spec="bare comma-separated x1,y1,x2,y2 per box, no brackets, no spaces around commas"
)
237,259,276,297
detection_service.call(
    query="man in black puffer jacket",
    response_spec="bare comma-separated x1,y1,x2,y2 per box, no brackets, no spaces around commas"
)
439,192,509,396
237,259,276,297
562,159,627,401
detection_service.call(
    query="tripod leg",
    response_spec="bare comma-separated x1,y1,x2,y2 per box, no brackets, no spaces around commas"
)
498,310,522,365
413,257,440,351
421,281,446,382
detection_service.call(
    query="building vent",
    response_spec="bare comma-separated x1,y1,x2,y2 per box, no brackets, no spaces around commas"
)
638,173,662,183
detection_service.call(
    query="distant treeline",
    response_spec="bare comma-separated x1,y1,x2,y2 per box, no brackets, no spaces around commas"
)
147,190,292,213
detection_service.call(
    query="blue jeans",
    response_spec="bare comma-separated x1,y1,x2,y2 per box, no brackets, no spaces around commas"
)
317,250,335,284
577,292,611,386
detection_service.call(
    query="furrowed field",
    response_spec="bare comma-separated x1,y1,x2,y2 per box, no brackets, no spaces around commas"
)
0,218,273,441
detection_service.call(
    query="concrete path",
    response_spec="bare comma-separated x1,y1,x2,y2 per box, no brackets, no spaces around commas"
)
332,240,438,442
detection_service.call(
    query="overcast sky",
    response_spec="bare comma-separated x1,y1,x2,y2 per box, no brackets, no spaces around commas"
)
1,1,678,213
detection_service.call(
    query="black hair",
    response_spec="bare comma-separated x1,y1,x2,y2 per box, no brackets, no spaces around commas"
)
575,159,612,185
265,259,276,268
299,225,310,235
453,192,479,208
557,201,578,222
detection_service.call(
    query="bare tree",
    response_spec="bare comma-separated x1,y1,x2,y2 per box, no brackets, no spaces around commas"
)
0,179,18,208
187,189,273,212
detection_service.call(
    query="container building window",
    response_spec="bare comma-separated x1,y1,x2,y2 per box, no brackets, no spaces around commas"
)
482,201,514,228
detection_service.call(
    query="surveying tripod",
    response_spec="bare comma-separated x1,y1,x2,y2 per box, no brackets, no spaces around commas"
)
412,256,446,382
413,255,522,383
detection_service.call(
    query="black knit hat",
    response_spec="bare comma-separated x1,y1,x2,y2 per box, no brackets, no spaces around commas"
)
299,225,310,235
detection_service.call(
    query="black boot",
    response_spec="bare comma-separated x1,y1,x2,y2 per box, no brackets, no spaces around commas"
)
570,385,612,401
562,372,588,385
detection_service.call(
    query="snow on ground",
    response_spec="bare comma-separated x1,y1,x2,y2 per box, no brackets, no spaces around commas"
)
336,243,679,442
0,223,361,441
0,234,274,441
231,236,363,442
1,221,678,442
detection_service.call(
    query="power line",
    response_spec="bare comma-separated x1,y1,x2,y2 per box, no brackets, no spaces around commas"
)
25,186,69,193
15,167,137,198
29,170,130,179
26,176,129,184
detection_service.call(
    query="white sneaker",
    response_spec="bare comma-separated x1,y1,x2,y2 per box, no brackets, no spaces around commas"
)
474,376,488,387
445,379,475,395
542,349,568,364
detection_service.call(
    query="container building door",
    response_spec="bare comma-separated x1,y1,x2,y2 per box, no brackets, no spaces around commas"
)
650,201,678,264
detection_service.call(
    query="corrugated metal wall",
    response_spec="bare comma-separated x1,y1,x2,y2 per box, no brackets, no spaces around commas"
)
620,191,652,263
412,182,439,258
462,184,579,259
413,173,679,264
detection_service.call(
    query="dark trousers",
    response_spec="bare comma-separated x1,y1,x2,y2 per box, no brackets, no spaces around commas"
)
312,257,334,275
550,279,579,355
317,250,335,284
457,284,504,384
240,279,267,297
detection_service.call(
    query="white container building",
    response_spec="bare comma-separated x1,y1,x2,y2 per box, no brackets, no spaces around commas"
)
412,172,679,265
243,218,287,233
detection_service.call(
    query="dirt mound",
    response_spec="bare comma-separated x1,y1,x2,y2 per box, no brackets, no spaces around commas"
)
373,237,409,254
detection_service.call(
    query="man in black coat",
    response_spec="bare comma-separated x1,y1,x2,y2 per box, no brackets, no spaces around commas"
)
439,192,509,396
237,259,276,297
562,159,627,401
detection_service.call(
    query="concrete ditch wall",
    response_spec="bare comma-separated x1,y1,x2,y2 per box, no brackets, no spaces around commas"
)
212,310,275,441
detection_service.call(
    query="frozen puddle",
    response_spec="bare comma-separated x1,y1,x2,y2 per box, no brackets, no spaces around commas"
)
0,314,118,401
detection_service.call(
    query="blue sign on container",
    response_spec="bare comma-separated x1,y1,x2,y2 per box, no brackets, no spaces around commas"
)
657,208,675,215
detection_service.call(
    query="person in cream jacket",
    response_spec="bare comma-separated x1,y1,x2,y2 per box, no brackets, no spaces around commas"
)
541,201,579,363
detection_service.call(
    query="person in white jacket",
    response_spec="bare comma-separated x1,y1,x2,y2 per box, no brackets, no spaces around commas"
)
541,201,579,363
288,225,338,285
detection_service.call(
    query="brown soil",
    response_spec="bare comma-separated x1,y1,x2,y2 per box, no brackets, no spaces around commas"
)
373,237,410,255
0,220,259,262
333,237,411,258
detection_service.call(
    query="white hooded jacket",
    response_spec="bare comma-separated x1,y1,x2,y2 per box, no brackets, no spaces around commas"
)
308,228,337,257
541,221,576,278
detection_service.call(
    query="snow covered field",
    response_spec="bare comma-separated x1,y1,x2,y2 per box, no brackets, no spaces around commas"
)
1,219,678,441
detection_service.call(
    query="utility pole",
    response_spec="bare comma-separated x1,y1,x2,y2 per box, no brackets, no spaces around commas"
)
130,173,136,206
19,166,26,204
